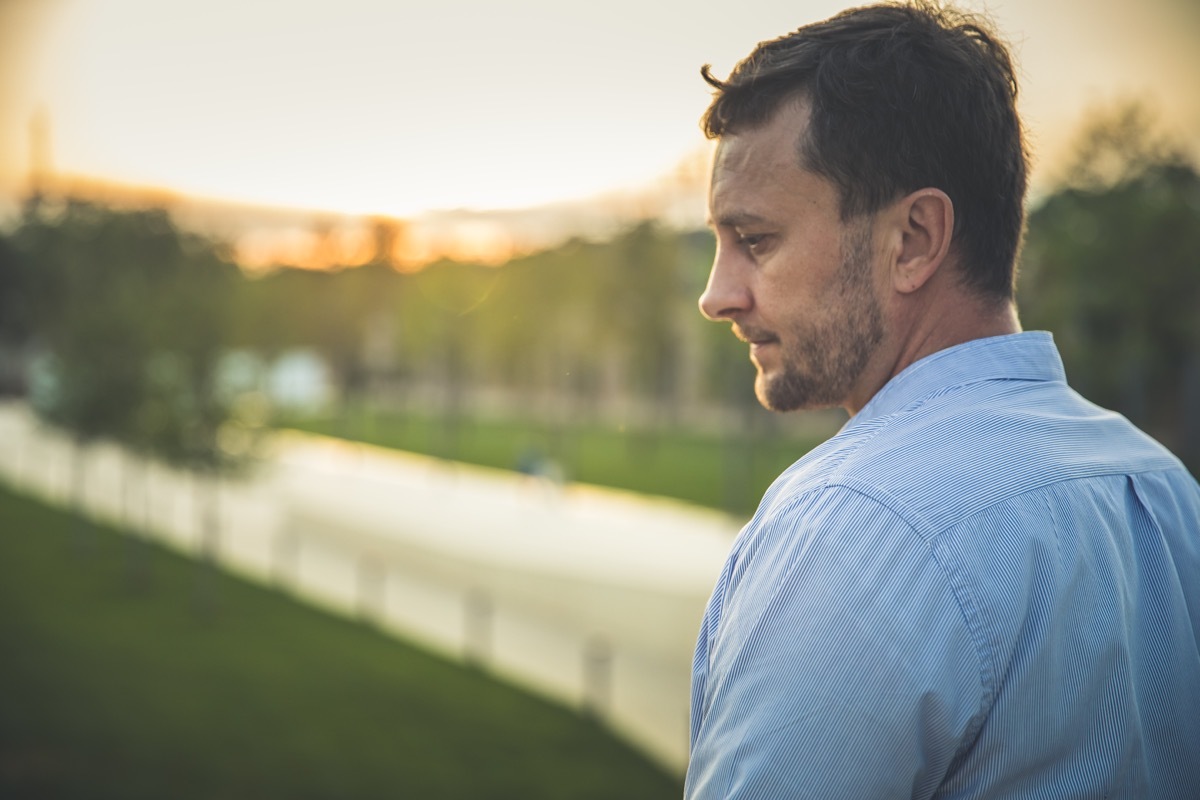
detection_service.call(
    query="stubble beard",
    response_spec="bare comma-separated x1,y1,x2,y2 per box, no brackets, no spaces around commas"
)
756,223,884,412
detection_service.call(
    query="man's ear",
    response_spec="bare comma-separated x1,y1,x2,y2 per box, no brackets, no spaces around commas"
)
890,188,954,294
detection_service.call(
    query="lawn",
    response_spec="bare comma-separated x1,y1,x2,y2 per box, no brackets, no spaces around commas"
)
289,409,832,516
0,483,683,799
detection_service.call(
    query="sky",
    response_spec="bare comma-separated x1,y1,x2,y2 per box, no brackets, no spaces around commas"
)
2,0,1198,249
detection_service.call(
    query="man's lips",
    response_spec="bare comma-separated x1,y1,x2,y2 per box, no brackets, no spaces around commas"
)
733,325,778,347
733,326,779,364
749,341,778,362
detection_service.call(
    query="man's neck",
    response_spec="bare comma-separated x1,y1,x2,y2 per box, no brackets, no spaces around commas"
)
845,296,1021,416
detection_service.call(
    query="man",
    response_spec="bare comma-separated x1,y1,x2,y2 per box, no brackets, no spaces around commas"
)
686,3,1200,798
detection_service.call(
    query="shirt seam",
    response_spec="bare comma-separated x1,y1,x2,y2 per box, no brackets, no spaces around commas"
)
828,461,1185,541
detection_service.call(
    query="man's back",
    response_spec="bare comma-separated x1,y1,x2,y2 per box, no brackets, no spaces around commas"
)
687,333,1200,798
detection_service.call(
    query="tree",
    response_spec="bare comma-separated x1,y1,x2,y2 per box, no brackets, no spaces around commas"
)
12,201,155,550
11,198,248,604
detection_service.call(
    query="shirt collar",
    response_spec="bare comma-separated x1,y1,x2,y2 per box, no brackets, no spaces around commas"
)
850,331,1066,424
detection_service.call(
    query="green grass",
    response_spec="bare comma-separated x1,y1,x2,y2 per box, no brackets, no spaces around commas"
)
291,410,831,516
0,483,682,799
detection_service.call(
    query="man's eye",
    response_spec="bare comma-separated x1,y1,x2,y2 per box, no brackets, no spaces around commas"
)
738,234,768,253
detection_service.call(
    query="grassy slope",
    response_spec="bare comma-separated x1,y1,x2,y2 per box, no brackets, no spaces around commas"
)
0,483,682,800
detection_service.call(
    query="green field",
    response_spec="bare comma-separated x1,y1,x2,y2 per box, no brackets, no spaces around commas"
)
289,410,832,516
0,483,682,799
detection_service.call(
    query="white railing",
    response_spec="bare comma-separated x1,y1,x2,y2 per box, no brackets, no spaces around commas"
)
0,402,738,774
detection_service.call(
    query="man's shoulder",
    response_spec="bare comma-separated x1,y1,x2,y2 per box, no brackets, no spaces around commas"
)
777,377,1185,536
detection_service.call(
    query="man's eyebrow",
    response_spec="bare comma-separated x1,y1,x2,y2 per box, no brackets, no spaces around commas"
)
708,211,771,229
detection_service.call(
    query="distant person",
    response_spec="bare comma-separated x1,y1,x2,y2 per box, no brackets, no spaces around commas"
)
686,3,1200,798
516,445,545,478
515,444,564,492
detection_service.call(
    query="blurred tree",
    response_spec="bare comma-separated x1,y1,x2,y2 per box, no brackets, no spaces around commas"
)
1054,102,1186,191
404,259,500,457
607,221,685,425
15,200,241,466
12,201,152,550
1019,102,1200,474
275,263,405,417
0,229,35,394
310,264,379,415
473,240,604,424
11,198,246,603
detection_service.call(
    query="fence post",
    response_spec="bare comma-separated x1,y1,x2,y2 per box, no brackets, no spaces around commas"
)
464,589,492,667
582,636,613,718
273,529,299,590
356,556,386,625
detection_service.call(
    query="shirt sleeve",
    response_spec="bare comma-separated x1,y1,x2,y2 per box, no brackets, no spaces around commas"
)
686,486,986,800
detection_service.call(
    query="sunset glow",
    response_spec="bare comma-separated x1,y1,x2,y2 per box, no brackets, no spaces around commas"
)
2,0,1198,257
232,215,520,271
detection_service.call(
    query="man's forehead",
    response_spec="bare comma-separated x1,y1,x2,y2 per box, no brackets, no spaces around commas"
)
710,100,812,187
713,128,793,174
707,112,843,230
708,132,809,224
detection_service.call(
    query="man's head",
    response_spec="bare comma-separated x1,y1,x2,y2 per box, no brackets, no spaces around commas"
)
702,2,1029,299
699,2,1028,414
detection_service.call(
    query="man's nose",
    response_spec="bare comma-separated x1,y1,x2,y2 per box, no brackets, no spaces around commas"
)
698,249,752,321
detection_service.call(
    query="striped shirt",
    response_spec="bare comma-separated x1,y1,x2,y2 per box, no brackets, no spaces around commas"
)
686,332,1200,799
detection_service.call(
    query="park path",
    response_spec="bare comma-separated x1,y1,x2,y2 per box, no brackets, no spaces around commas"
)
0,403,740,773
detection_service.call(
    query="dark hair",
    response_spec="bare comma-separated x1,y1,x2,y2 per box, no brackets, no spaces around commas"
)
701,1,1029,299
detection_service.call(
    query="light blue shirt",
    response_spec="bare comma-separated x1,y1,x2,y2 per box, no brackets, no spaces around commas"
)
686,332,1200,799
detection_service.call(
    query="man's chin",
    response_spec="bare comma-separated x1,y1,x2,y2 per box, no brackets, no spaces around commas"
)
756,374,802,413
755,371,835,413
